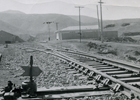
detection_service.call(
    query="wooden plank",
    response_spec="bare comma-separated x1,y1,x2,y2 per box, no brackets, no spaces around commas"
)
84,61,101,65
92,65,109,68
96,67,115,69
67,69,75,71
86,81,95,84
68,71,77,74
113,74,132,78
100,68,120,72
106,71,130,75
17,97,42,100
128,82,140,85
79,76,88,80
119,77,140,82
44,91,112,99
73,73,82,76
37,85,96,93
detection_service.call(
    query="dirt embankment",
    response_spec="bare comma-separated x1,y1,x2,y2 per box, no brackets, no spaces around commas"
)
51,40,140,66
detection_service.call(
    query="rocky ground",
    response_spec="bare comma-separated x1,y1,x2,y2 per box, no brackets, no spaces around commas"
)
0,42,131,100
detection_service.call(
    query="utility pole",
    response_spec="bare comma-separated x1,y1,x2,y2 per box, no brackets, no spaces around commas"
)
98,0,104,43
30,56,33,82
75,6,84,43
44,22,53,41
54,22,59,40
55,22,59,30
97,5,101,40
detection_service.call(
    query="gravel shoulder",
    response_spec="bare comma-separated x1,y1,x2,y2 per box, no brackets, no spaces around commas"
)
0,42,131,100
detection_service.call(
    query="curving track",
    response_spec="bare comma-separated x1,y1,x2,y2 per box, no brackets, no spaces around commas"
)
23,44,140,99
54,48,140,99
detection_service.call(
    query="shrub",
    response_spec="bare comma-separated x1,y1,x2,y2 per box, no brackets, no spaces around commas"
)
134,51,140,56
87,42,97,51
122,23,130,27
104,24,115,28
126,55,137,61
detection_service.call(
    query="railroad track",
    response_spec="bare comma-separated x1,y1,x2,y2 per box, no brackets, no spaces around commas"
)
54,48,140,99
22,45,140,99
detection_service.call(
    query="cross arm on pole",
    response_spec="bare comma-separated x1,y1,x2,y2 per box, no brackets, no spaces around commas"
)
43,22,53,24
75,6,84,8
98,1,104,4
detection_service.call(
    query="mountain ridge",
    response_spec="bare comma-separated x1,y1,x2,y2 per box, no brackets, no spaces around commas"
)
1,10,140,40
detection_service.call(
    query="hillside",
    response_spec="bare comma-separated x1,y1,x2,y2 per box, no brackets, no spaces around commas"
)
18,34,35,41
0,10,97,41
0,11,95,35
70,15,98,25
1,10,26,14
0,19,30,35
1,10,140,41
103,18,140,36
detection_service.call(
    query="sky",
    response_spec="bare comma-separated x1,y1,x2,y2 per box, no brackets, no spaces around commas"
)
12,0,140,7
0,0,140,20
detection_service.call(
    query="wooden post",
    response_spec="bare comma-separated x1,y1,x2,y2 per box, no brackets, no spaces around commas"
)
30,56,33,82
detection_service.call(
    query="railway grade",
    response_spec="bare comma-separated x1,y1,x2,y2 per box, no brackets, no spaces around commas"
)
53,48,140,99
22,45,140,99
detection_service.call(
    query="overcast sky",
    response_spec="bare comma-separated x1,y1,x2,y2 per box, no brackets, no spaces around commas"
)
0,0,140,20
12,0,140,7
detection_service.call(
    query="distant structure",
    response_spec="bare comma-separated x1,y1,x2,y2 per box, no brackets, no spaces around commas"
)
0,53,2,62
0,30,24,44
56,25,118,40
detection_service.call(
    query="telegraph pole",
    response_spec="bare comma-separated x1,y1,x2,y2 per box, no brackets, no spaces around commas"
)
75,6,84,43
96,5,101,40
54,22,59,40
55,22,59,30
98,0,104,43
44,22,52,41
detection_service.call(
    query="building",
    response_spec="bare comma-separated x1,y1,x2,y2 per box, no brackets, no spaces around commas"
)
56,25,118,40
0,30,24,44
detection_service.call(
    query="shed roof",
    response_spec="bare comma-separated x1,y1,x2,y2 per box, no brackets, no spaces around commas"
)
61,25,99,31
